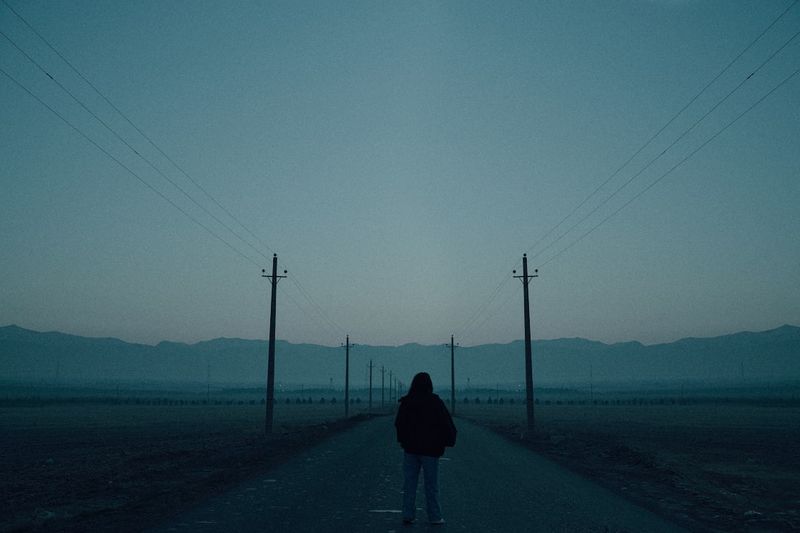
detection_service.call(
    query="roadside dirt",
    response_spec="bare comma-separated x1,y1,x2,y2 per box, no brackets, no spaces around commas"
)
1,408,377,532
470,409,800,532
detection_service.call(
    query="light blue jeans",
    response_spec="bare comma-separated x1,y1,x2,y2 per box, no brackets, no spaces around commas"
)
402,452,441,522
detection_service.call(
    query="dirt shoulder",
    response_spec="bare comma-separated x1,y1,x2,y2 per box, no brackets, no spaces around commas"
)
1,409,381,532
465,409,800,533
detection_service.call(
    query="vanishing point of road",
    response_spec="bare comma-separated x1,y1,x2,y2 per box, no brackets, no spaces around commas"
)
152,416,683,532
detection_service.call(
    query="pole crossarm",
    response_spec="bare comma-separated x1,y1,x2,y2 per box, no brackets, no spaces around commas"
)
513,255,539,285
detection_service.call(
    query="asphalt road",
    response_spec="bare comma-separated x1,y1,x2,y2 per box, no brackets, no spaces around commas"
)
152,416,684,532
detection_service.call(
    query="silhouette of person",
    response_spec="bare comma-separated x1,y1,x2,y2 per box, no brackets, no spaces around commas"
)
394,372,457,525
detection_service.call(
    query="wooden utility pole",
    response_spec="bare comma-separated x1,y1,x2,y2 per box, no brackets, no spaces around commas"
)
381,366,385,408
262,254,287,434
389,370,393,402
446,335,459,415
513,253,538,431
368,359,374,412
341,335,352,418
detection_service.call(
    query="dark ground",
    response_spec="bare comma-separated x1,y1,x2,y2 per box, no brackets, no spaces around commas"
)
0,404,371,532
4,401,798,532
462,402,800,532
151,416,682,532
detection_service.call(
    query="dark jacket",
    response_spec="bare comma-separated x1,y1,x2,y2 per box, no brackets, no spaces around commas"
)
394,392,457,457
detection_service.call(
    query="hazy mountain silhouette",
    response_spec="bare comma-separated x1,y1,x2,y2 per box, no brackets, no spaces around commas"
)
1,324,798,388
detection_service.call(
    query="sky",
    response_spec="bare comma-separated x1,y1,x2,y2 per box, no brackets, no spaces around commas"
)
1,0,799,348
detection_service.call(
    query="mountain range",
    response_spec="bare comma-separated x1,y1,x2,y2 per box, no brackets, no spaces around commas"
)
1,324,799,389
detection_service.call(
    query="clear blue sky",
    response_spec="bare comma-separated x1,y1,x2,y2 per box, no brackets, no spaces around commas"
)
2,0,798,347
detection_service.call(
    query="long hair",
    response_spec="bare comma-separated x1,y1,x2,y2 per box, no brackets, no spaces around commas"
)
407,372,433,396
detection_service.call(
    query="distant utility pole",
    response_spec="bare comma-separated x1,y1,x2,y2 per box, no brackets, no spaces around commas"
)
381,366,386,408
513,253,538,432
341,335,354,418
389,370,393,402
262,254,287,435
444,335,459,415
368,359,374,412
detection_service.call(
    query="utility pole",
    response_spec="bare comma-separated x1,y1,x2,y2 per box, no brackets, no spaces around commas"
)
381,366,385,408
513,253,538,432
368,359,374,413
444,335,459,415
389,370,393,402
341,335,353,418
262,254,287,435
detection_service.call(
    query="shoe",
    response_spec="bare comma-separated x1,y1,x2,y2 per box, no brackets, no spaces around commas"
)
430,518,445,525
402,517,415,525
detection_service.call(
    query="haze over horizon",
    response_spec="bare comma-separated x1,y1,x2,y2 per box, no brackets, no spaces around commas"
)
2,1,799,348
2,321,798,351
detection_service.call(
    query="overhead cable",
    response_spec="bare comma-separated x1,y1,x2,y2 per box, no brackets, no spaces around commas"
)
529,28,800,264
0,65,262,267
523,0,798,260
0,27,271,264
1,10,345,343
1,0,277,258
450,4,799,341
539,66,800,268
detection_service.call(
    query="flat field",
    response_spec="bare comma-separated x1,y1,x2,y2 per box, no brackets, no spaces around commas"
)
0,399,376,532
4,389,798,532
459,400,800,532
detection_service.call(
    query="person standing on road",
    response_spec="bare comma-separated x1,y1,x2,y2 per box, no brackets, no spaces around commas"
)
394,372,457,526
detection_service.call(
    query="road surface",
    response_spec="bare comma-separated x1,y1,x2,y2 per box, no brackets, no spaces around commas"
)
152,416,683,532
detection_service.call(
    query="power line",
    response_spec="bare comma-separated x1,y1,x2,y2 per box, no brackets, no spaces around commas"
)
0,64,262,267
530,29,800,265
278,284,340,344
453,275,513,340
1,0,278,259
279,276,341,339
450,6,799,340
0,27,272,265
522,0,798,260
1,7,346,342
0,2,347,337
538,66,800,269
2,1,378,352
528,27,800,265
288,275,346,337
460,283,517,347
